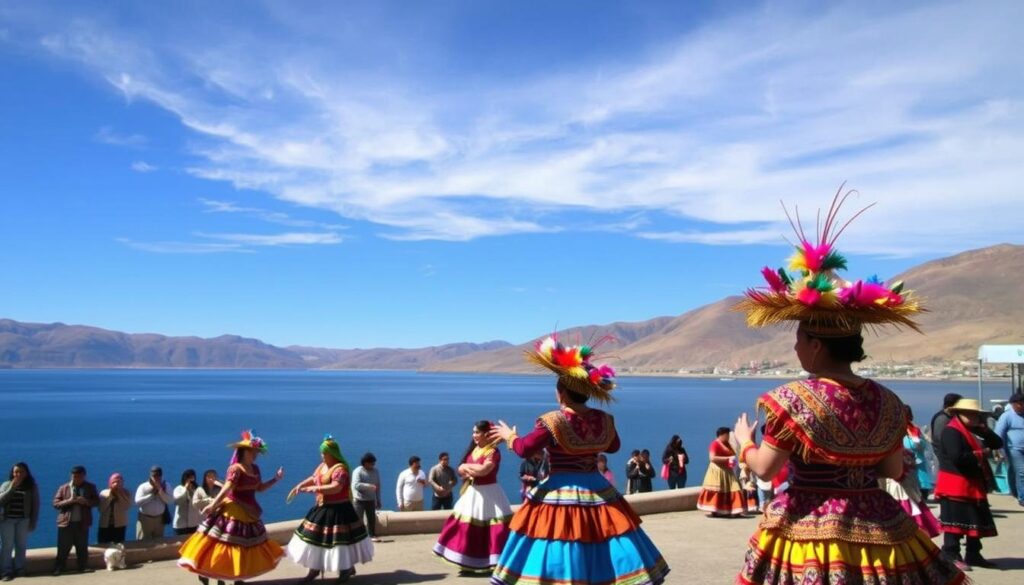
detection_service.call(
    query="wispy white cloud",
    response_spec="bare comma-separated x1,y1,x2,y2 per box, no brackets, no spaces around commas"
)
130,160,157,172
95,126,147,148
14,1,1024,252
197,197,344,230
195,231,342,246
116,237,248,254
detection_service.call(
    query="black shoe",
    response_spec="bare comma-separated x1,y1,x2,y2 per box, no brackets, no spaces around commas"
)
298,570,320,583
199,578,210,585
1,574,13,582
965,555,997,569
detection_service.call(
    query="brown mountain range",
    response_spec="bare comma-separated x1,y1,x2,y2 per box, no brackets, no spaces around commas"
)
425,243,1024,374
2,244,1020,371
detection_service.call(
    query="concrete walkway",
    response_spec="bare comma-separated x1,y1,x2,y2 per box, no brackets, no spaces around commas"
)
16,495,1024,584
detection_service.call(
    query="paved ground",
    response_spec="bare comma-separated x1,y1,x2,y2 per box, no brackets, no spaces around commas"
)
17,495,1024,584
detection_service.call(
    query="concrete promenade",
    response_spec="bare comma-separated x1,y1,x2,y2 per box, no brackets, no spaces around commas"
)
15,493,1024,584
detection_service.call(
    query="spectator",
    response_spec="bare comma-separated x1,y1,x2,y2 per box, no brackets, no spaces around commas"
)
191,469,221,512
427,452,457,511
135,465,172,541
52,465,99,576
0,462,40,581
97,472,131,545
518,452,548,501
395,456,427,512
995,392,1024,505
661,435,689,489
172,469,201,536
935,398,1003,569
636,449,655,493
930,393,963,458
625,450,642,495
596,454,615,487
351,453,382,543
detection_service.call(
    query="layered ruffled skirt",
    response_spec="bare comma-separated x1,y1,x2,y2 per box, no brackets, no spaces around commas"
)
491,472,669,585
433,482,513,571
178,501,284,581
287,500,374,572
697,463,745,517
737,488,965,584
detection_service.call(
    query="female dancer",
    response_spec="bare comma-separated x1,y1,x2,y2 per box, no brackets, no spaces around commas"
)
732,190,964,584
178,430,285,585
490,335,669,585
697,427,745,517
879,406,941,538
433,420,513,574
286,435,373,582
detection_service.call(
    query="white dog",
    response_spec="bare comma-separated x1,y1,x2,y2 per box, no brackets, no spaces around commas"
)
103,543,127,571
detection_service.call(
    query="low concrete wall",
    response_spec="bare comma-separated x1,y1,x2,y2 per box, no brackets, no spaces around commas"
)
23,487,701,573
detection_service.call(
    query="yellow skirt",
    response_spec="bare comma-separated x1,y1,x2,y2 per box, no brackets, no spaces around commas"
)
178,501,284,581
736,527,967,584
697,463,745,516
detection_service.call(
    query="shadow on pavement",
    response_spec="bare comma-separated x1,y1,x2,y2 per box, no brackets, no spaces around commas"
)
257,570,448,584
986,558,1024,571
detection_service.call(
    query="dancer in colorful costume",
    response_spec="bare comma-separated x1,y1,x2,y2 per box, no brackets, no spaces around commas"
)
879,406,941,538
178,430,285,585
732,187,965,584
934,398,1002,570
433,420,513,573
286,435,373,582
697,426,746,517
489,335,670,585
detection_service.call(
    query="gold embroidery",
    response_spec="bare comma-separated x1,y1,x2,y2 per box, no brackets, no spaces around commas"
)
538,410,616,454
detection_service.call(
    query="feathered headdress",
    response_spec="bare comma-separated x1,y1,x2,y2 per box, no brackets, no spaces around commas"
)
228,429,268,459
525,334,617,403
734,185,923,335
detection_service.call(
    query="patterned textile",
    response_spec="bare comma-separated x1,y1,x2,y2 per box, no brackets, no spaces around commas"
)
178,499,283,580
494,408,668,585
697,443,745,517
491,473,669,585
539,410,616,457
737,378,965,585
758,378,905,465
434,447,512,571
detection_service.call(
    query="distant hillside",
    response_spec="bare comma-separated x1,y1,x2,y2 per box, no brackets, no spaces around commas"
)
426,243,1024,373
0,320,306,368
0,320,510,369
287,341,512,370
4,244,1020,371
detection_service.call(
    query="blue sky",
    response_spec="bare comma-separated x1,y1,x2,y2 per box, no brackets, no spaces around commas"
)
1,0,1022,349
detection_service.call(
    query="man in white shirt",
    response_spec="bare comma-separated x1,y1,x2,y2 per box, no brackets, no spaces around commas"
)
134,465,172,540
395,455,427,512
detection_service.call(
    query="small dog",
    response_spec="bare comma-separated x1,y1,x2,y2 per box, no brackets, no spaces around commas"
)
103,543,127,571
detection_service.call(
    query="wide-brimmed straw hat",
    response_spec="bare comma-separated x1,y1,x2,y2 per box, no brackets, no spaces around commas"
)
949,398,984,413
525,333,617,404
227,430,268,453
734,185,924,335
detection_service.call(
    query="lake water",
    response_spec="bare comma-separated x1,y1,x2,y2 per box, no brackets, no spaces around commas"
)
0,369,988,547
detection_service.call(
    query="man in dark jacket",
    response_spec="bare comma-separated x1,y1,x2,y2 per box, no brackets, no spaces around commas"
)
52,465,99,575
930,393,963,457
935,399,1003,570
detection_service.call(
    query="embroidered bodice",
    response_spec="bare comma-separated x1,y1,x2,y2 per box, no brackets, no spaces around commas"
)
510,408,620,474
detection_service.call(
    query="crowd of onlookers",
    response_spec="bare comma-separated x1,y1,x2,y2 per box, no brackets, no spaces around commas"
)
3,389,1021,579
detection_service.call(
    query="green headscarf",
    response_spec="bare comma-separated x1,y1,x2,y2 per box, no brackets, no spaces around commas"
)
320,434,350,471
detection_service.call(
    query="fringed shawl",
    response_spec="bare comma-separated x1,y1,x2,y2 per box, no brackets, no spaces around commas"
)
758,378,906,465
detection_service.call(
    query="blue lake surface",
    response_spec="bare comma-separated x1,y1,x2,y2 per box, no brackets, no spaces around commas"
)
0,369,987,547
